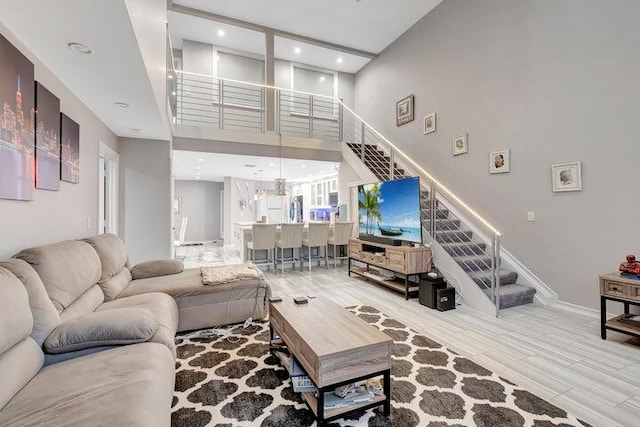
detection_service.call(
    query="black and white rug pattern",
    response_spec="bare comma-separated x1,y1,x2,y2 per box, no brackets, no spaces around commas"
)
172,305,590,427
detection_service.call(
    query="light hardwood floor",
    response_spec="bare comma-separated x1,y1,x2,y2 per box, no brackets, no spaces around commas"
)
267,266,640,427
183,249,640,426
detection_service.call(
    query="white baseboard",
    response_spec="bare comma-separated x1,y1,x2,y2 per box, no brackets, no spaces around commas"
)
552,300,601,319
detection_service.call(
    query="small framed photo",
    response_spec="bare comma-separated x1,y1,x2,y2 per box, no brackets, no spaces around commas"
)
173,196,182,214
396,94,414,126
423,113,436,134
489,149,510,174
551,162,582,192
452,134,468,155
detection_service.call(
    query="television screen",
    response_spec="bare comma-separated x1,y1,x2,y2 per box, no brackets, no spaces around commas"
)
358,176,422,244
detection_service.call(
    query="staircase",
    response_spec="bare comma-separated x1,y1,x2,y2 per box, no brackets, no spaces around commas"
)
347,143,536,310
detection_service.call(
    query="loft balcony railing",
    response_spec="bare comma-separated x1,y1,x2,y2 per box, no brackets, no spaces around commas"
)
167,63,504,317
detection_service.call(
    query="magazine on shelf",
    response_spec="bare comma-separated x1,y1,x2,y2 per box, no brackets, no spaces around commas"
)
272,349,305,377
324,386,374,409
291,375,317,393
618,314,640,326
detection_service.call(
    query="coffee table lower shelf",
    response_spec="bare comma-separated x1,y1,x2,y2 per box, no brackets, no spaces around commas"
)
270,343,390,425
298,369,391,425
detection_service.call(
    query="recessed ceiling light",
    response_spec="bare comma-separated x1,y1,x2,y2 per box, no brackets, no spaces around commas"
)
336,57,344,64
301,165,306,168
217,29,225,37
114,102,129,108
67,42,93,55
319,76,326,82
197,166,202,170
172,91,177,96
168,74,174,80
196,176,200,179
268,163,275,167
294,47,301,54
198,158,204,162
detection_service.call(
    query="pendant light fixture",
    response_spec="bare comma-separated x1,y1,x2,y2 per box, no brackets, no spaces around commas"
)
275,135,286,196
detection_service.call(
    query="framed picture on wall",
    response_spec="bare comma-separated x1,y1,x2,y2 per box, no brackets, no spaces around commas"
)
551,162,582,192
0,33,35,200
489,149,510,174
60,113,80,183
423,113,436,134
453,134,468,155
396,94,414,126
35,82,61,191
173,196,182,214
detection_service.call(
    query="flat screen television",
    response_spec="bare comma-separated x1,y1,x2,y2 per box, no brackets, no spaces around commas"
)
358,176,422,244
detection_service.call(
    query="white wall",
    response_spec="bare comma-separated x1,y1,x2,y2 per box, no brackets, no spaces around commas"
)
118,137,171,263
354,0,640,309
222,176,275,243
174,180,223,242
0,24,118,258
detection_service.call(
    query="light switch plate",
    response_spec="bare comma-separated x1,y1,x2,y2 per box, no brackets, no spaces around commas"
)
527,211,535,222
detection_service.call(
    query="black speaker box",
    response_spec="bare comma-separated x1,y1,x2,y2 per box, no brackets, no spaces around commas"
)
436,287,456,311
418,274,447,309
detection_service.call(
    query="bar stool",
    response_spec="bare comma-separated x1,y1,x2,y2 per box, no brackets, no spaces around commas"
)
247,223,276,272
275,223,304,274
328,222,354,267
300,222,330,271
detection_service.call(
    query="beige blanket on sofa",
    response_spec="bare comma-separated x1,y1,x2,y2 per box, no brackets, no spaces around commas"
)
201,263,263,285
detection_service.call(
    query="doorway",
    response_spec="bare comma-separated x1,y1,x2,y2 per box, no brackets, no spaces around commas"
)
99,142,119,234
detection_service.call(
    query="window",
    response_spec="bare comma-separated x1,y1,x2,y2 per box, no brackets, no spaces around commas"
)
291,64,338,119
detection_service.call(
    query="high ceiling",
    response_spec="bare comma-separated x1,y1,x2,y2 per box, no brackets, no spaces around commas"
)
0,0,441,140
173,0,443,54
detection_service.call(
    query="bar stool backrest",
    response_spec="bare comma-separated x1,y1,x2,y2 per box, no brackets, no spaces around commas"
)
306,222,330,247
251,223,277,250
279,223,304,249
330,222,354,245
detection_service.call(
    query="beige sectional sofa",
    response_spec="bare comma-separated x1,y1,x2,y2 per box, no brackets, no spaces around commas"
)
0,233,271,426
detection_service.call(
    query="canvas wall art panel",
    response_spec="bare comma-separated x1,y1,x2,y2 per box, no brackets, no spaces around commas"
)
35,82,60,190
60,113,79,183
0,33,35,200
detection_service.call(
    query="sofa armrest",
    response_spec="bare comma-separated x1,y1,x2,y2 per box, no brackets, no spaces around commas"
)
130,260,184,280
43,308,158,354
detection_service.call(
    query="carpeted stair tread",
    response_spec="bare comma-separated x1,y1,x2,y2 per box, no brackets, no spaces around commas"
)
423,218,461,230
484,284,537,309
421,207,450,219
451,254,493,271
434,229,474,243
440,241,487,256
468,269,519,287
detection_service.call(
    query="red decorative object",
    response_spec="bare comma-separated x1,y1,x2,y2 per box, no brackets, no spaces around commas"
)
620,254,640,275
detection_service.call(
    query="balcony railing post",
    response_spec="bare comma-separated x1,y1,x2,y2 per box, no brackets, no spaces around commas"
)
494,235,501,317
309,95,314,138
275,89,281,135
389,147,394,180
429,182,437,239
260,87,265,134
360,122,366,161
338,100,344,143
218,79,224,129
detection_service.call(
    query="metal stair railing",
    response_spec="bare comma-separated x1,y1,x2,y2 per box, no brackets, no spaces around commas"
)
166,55,504,316
341,103,504,316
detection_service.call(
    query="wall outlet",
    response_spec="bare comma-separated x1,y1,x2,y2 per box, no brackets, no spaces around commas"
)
527,211,535,222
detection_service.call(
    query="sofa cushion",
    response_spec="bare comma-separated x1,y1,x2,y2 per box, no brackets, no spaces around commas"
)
0,267,44,410
14,241,102,313
59,285,105,322
98,293,179,356
0,343,174,427
0,259,61,346
130,259,184,280
44,308,159,354
83,234,128,283
98,267,132,302
0,267,34,355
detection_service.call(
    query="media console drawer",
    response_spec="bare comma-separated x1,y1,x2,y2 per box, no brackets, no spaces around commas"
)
602,280,627,298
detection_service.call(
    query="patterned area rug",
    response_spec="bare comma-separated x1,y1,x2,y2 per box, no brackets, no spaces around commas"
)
172,305,590,427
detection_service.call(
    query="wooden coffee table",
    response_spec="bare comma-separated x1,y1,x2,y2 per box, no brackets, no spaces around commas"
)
269,297,392,425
